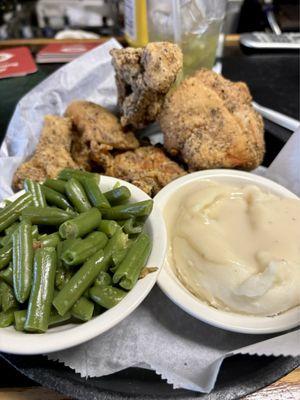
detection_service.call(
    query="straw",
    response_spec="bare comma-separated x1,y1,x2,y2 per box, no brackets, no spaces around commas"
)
171,0,182,43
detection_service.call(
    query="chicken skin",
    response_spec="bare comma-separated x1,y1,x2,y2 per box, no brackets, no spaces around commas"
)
65,100,139,168
110,42,183,129
160,69,265,171
13,115,78,190
100,146,186,196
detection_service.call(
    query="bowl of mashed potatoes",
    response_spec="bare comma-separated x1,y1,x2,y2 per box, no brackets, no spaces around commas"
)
155,169,300,334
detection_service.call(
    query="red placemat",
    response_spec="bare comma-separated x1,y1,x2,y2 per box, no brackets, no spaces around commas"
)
0,47,37,79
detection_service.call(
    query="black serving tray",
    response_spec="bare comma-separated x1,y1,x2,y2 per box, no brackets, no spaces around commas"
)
1,353,299,399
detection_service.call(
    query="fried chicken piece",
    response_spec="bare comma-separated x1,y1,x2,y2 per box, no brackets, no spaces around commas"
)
110,42,183,129
13,115,78,190
70,131,92,171
160,69,265,171
101,146,186,196
65,100,139,164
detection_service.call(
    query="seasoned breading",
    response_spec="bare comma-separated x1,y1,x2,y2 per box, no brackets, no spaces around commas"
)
65,100,139,163
100,146,186,196
160,69,265,171
13,115,78,190
110,42,183,129
70,130,92,171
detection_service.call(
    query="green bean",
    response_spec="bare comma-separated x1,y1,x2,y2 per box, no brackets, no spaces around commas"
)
98,220,119,238
15,309,72,331
0,263,13,286
53,248,104,315
62,231,108,266
0,310,14,327
14,309,27,331
101,200,153,220
6,225,38,252
12,221,34,303
21,207,74,226
111,247,130,271
104,186,131,206
33,232,60,249
55,266,73,290
94,271,112,287
24,178,46,208
1,281,18,312
5,225,38,249
71,296,94,321
32,225,39,239
65,178,92,213
25,247,57,333
0,281,4,309
61,238,78,255
89,286,127,309
49,310,72,327
65,207,76,214
56,238,77,286
59,208,102,239
0,193,33,233
4,222,19,237
56,240,64,268
58,168,100,184
113,233,151,290
1,226,18,248
82,178,110,209
0,245,12,270
1,199,12,209
53,228,127,316
120,218,144,235
42,186,72,210
43,178,66,194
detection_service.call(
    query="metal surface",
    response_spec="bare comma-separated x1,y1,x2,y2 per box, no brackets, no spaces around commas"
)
240,32,300,49
253,102,300,132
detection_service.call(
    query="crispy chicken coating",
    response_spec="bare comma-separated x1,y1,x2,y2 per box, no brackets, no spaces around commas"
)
13,115,78,190
110,42,183,129
65,100,139,167
160,69,265,171
100,146,186,196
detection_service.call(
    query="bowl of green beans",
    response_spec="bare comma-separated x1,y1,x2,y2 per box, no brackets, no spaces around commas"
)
0,169,167,354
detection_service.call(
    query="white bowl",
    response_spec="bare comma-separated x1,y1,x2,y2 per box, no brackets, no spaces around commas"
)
0,176,167,354
155,169,300,334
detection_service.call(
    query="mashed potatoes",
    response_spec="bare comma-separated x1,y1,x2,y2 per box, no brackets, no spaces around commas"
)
165,181,300,316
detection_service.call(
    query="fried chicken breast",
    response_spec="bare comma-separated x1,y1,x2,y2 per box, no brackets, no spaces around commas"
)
13,115,78,190
160,69,265,171
100,146,186,196
110,42,183,129
65,100,139,168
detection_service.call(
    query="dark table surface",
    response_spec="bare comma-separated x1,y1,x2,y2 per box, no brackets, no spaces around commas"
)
0,43,299,394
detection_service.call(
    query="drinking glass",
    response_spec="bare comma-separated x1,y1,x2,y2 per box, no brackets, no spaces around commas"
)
147,0,227,76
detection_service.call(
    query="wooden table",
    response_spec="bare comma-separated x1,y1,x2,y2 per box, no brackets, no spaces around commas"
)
0,368,299,399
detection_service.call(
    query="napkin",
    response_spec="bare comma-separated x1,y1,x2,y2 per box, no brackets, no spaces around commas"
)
48,286,300,393
0,39,299,393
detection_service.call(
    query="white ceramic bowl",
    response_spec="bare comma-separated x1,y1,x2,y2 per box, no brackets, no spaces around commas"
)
0,176,167,354
155,169,300,334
